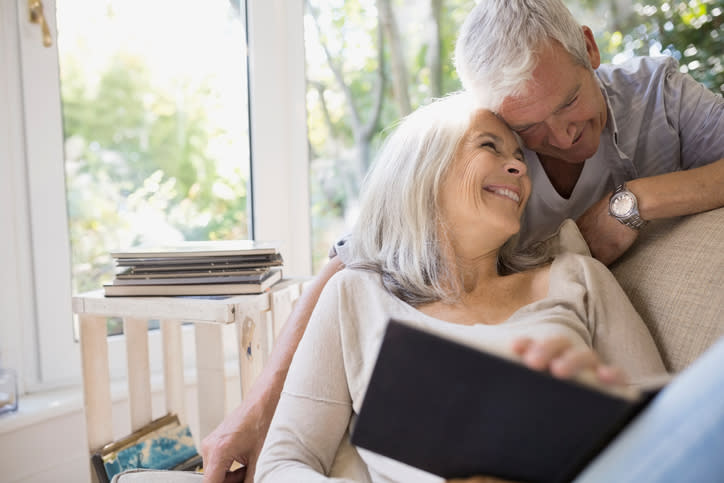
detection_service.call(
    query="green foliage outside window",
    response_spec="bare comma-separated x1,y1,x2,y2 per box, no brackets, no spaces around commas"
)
62,51,248,294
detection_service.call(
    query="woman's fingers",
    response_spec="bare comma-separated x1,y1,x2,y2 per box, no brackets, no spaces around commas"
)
511,336,630,387
549,347,599,378
596,364,628,385
511,336,533,356
519,336,572,371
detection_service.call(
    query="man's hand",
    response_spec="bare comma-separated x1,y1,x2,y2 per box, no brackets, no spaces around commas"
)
201,403,257,483
576,194,638,265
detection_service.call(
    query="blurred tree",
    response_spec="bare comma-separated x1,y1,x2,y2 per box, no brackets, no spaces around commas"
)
584,0,723,94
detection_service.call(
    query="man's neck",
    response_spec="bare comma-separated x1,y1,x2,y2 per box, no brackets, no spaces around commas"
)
538,154,585,199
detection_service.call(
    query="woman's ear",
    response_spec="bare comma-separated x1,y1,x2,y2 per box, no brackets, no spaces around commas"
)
582,26,601,69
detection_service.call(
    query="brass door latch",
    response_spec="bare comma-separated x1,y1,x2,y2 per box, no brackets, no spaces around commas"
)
28,0,53,47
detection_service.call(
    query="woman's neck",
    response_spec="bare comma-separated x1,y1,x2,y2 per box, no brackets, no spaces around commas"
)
454,252,502,295
418,250,549,326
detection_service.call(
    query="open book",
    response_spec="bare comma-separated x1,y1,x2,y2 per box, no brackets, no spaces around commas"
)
351,320,667,483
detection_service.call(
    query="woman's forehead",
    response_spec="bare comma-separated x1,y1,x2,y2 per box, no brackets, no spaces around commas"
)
467,109,513,137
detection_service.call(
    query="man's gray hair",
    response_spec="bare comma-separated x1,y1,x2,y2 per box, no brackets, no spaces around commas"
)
348,91,550,306
454,0,590,109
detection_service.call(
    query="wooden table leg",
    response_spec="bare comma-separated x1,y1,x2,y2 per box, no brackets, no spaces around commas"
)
123,317,152,431
79,315,113,483
194,323,226,440
161,319,185,423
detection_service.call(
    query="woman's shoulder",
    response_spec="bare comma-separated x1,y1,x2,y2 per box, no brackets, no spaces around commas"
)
545,219,590,257
324,266,386,298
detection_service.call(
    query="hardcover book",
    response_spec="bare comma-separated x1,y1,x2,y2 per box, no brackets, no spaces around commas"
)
111,267,273,285
110,239,280,259
104,268,282,296
91,414,201,483
351,320,666,483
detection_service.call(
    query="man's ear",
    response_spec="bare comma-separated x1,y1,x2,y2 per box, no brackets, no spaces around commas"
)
582,26,601,69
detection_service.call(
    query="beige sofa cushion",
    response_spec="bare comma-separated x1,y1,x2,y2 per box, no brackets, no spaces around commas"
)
610,207,724,373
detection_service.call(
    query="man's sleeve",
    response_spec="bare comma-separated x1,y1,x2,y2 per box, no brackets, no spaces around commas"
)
664,62,724,169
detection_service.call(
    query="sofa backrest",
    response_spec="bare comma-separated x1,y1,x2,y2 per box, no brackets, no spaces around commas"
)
610,207,724,373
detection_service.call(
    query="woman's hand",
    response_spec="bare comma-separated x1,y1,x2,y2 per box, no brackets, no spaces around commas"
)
511,336,627,386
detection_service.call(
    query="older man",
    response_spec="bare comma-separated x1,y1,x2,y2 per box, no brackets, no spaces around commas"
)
455,0,724,264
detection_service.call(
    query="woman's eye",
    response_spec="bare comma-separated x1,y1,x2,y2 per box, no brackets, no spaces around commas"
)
481,142,498,151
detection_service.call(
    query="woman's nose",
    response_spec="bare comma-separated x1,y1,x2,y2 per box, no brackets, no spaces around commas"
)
505,157,527,176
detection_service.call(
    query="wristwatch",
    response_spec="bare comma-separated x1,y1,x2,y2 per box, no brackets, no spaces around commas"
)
608,183,647,230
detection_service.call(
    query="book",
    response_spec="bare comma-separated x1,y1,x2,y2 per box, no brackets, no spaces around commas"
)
114,253,284,268
114,254,283,271
351,320,667,483
103,268,282,296
91,414,201,483
110,239,279,259
111,267,273,285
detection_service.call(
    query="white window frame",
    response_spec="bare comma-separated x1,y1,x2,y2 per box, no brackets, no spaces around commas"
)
0,0,310,392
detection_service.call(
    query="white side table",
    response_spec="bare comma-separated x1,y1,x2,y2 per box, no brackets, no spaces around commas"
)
72,278,306,472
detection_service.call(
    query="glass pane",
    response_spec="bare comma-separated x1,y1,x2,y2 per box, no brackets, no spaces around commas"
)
56,1,251,321
304,0,476,272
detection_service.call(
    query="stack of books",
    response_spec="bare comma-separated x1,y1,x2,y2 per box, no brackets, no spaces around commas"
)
103,240,283,297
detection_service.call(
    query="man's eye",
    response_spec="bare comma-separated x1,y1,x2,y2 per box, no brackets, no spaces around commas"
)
564,96,578,108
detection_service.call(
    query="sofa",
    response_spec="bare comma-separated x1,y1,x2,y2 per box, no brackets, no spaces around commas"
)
112,208,724,482
609,206,724,373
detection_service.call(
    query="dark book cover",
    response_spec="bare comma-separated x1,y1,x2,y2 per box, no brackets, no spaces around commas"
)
351,320,662,483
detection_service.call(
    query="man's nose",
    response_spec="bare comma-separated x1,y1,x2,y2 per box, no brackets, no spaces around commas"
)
545,116,577,149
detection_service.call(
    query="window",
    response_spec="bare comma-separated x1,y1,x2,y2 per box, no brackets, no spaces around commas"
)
56,0,252,336
303,0,476,272
2,0,309,391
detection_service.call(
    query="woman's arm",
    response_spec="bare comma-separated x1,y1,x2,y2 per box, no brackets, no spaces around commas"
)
255,269,361,482
201,257,345,483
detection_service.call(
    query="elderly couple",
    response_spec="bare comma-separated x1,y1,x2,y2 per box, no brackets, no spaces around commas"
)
136,1,724,482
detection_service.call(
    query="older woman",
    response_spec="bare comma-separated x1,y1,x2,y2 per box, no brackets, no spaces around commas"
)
254,92,666,482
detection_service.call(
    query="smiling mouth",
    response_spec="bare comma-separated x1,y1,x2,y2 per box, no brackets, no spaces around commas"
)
572,130,583,145
484,187,521,204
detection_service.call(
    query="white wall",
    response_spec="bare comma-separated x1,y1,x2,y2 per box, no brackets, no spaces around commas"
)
0,373,242,483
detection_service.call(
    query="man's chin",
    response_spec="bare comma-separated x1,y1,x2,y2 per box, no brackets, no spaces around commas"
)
552,144,598,164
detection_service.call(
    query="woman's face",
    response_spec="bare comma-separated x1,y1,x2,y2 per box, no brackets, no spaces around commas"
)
439,109,530,258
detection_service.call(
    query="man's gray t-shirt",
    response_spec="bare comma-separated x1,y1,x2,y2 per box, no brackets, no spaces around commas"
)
519,56,724,246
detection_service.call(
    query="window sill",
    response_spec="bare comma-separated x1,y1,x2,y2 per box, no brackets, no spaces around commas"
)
0,385,84,435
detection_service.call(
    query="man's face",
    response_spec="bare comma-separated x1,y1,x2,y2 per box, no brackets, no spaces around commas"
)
497,28,607,165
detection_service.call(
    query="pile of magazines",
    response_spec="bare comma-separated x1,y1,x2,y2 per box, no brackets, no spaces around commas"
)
103,240,283,296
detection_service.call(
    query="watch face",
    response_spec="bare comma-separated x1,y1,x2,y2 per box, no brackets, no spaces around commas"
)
611,192,635,217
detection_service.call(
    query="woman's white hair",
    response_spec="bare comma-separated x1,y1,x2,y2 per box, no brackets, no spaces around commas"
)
348,91,550,305
454,0,591,109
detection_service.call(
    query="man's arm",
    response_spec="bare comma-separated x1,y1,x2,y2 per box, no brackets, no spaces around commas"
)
201,256,345,483
577,158,724,265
